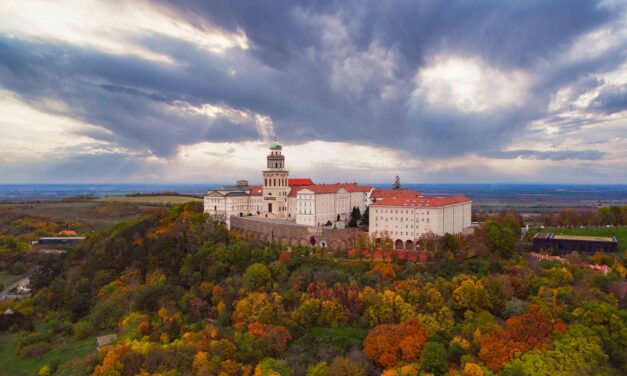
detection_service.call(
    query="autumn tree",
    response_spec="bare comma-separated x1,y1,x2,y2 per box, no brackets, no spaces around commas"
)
368,262,396,282
478,305,563,372
235,322,292,361
381,364,419,376
501,324,612,376
232,292,287,324
452,277,491,313
327,356,366,376
243,263,274,291
305,361,328,376
254,358,292,376
363,288,415,326
363,319,428,367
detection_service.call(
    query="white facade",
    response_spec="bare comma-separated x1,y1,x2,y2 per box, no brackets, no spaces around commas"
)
204,140,421,230
294,186,371,226
203,185,262,226
369,197,472,249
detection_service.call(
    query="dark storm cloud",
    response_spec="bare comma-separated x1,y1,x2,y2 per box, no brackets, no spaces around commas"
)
482,149,606,161
591,84,627,115
0,0,625,162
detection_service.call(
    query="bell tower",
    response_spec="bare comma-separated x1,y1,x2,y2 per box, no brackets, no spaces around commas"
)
262,137,290,217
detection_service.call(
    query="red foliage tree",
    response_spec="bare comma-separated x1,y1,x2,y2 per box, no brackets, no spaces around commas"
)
246,322,292,354
363,319,428,368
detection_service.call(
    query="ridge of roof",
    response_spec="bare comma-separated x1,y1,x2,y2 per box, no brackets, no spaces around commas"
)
371,195,471,207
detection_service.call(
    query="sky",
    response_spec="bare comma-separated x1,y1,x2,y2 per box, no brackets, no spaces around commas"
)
0,0,626,184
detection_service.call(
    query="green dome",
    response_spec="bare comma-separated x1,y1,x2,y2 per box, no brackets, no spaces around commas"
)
270,138,282,150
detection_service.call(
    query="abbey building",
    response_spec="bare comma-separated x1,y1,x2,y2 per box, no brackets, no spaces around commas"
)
204,139,473,250
204,139,372,228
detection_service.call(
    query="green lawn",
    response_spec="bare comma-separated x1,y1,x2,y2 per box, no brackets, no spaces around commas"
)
0,334,96,376
0,271,23,289
96,195,201,205
528,226,627,251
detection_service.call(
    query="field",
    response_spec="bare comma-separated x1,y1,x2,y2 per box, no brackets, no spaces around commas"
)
0,201,144,231
0,334,95,376
528,226,627,251
95,195,201,204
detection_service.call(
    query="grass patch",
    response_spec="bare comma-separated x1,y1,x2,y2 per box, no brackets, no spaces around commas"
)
96,195,201,205
0,272,23,288
528,226,627,251
0,333,96,376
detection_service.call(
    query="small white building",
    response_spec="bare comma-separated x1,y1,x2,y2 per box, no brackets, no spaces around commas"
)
203,183,262,226
369,194,472,250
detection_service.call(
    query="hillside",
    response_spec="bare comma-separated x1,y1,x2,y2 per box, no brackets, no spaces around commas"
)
0,203,624,375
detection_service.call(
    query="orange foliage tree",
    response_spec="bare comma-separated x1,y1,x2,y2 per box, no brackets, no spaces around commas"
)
478,305,565,372
368,262,396,282
246,322,292,354
363,319,428,368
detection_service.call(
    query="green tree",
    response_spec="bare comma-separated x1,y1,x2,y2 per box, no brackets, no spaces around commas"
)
243,263,273,291
360,206,369,226
421,342,447,376
348,207,361,228
572,302,627,372
68,277,91,320
484,219,516,259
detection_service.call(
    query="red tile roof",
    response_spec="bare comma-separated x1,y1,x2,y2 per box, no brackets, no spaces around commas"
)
371,195,471,208
288,178,314,186
249,185,263,196
288,186,306,198
371,189,422,199
288,183,372,197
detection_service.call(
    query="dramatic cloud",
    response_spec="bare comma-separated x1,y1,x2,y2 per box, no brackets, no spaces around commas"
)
0,0,626,183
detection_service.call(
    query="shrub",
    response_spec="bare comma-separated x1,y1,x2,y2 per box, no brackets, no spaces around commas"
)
72,320,94,340
327,356,366,376
19,342,52,358
10,261,26,275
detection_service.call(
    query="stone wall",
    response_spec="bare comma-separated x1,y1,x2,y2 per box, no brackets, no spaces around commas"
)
230,216,366,251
